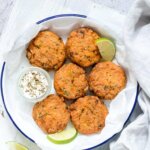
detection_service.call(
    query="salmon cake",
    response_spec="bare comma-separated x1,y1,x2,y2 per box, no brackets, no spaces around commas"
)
54,63,88,100
89,62,126,100
32,94,70,134
66,27,101,67
26,30,65,70
70,96,108,134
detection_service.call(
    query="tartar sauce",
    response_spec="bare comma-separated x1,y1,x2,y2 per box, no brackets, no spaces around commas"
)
19,70,49,99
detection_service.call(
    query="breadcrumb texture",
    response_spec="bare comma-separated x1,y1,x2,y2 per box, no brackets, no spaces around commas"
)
66,27,101,67
54,63,88,100
70,96,108,134
32,94,70,134
26,30,65,70
89,62,126,100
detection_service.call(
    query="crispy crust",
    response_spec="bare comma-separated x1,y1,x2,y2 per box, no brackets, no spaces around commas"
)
89,62,126,100
32,94,70,134
66,27,101,67
54,63,88,100
26,30,65,70
70,96,108,134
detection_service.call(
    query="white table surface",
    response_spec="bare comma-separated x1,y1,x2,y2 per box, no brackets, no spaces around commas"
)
0,0,135,150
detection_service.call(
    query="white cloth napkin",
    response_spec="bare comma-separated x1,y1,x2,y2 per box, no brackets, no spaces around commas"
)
110,0,150,150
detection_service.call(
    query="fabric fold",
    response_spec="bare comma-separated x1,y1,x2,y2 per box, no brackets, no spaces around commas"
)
110,0,150,149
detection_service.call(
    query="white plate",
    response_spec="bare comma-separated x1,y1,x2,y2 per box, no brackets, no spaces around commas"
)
0,14,139,150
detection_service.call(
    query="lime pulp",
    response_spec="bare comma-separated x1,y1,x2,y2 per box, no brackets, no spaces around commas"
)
96,38,116,61
47,127,77,144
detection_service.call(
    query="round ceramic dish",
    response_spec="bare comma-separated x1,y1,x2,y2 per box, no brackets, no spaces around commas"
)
0,14,139,150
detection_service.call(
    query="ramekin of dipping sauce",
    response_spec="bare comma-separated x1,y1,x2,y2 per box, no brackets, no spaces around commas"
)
18,67,51,102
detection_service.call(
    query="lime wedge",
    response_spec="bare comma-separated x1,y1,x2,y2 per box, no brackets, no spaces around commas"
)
6,141,28,150
96,38,116,61
47,128,77,144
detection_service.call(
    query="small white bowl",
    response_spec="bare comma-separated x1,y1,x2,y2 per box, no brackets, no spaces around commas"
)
17,67,52,103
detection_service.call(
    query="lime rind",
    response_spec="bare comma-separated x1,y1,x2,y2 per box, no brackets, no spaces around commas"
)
96,37,113,44
47,128,77,144
96,38,116,61
6,141,28,150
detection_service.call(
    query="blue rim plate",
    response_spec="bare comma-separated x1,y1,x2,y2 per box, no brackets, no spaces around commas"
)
0,14,140,150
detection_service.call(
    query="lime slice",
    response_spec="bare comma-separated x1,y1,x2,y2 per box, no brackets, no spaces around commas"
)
6,141,28,150
96,38,116,61
47,128,77,144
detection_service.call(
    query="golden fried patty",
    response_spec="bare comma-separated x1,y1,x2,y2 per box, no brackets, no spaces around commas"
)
26,30,65,70
70,96,108,134
89,62,126,100
32,94,70,134
66,27,101,67
54,63,88,100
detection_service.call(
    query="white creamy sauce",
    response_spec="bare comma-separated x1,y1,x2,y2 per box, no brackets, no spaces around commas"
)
19,70,48,99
